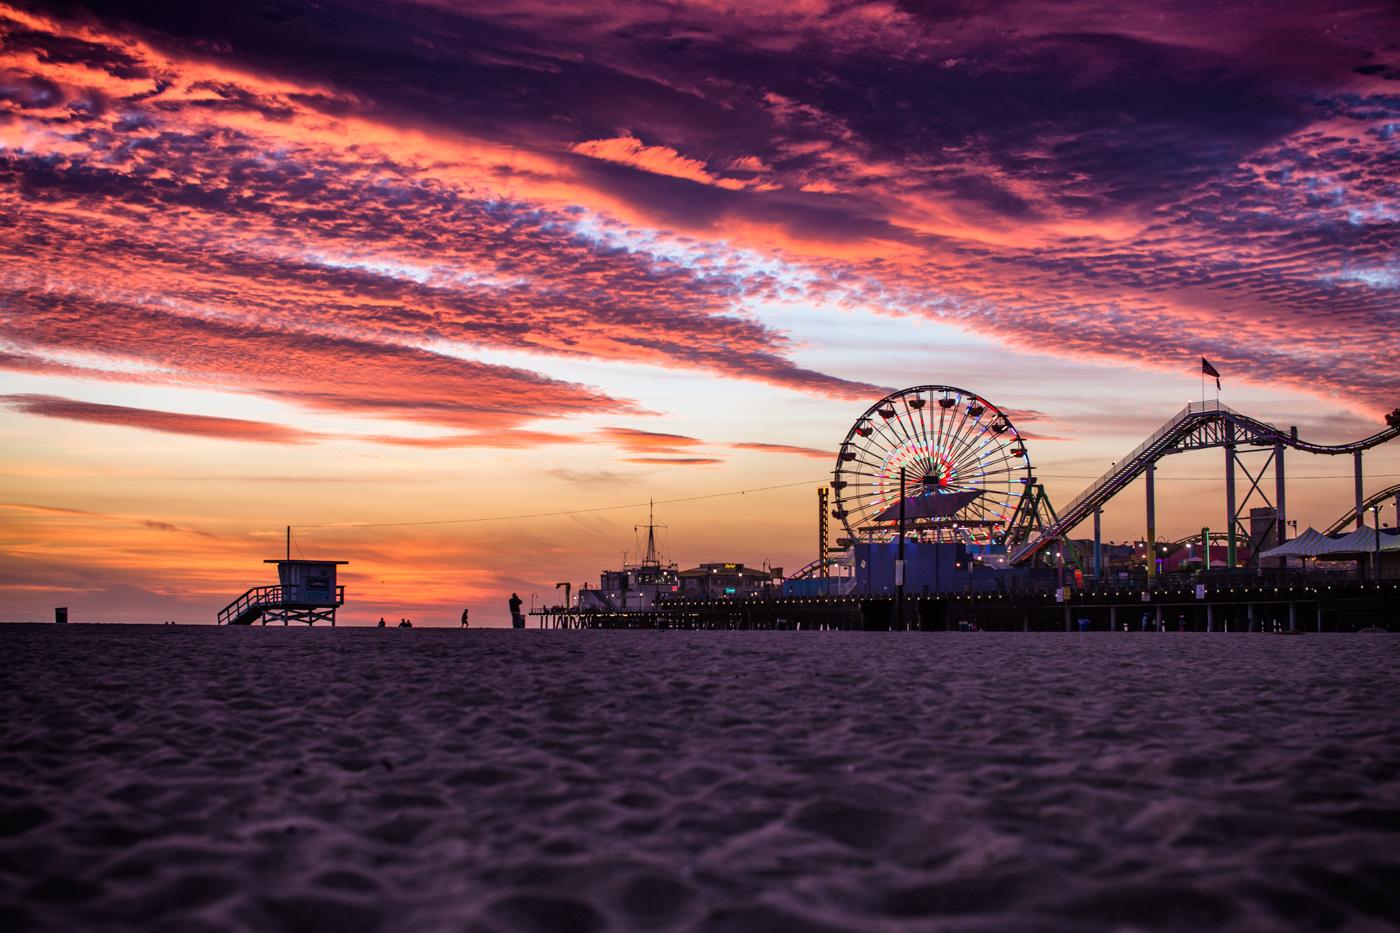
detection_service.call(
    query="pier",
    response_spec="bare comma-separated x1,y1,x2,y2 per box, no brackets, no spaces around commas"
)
532,576,1396,632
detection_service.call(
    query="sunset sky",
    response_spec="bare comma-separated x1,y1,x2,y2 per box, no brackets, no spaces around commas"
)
2,1,1398,625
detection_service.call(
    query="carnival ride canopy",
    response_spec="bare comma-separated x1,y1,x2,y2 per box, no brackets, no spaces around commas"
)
872,489,984,524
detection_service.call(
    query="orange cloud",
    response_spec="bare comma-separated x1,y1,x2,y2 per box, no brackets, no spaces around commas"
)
597,426,705,455
621,457,725,465
731,441,830,459
1,394,323,444
571,135,750,189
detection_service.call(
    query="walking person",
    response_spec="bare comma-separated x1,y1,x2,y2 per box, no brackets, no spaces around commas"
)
460,607,470,629
509,592,524,629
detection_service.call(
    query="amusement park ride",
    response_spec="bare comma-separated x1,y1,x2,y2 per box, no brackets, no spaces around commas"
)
800,385,1400,587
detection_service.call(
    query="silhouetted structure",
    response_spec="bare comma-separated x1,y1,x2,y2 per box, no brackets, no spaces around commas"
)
218,558,347,626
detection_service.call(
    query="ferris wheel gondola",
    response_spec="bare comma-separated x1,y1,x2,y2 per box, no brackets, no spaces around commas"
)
832,385,1033,545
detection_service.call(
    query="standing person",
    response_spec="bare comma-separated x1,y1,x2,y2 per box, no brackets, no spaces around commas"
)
509,593,524,629
377,617,386,628
460,607,470,629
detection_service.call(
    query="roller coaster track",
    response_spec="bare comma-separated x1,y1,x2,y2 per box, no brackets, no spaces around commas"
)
1323,483,1400,536
1009,401,1399,567
788,555,844,580
1160,531,1236,557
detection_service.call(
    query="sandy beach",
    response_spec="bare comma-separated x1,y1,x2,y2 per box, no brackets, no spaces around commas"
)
2,625,1398,931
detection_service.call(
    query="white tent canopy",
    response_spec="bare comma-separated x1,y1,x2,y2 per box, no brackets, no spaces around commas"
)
1257,527,1334,559
1316,526,1400,558
1259,526,1400,560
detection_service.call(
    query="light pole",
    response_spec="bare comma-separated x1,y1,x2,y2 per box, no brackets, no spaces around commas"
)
1373,505,1383,581
895,467,906,631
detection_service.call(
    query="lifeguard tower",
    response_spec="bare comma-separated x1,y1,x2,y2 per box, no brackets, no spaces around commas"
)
218,551,348,626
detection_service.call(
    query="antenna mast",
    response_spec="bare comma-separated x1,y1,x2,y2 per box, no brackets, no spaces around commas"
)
644,499,658,565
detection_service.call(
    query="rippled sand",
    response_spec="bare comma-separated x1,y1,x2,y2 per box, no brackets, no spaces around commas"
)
2,625,1398,931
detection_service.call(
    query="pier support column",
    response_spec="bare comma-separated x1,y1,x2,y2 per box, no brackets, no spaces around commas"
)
1093,508,1103,580
1064,604,1072,632
1317,605,1324,633
1155,605,1164,632
1225,425,1237,569
1288,602,1297,632
1274,443,1287,544
1354,450,1365,529
1146,464,1157,580
1110,605,1118,631
1247,603,1256,632
1206,604,1214,632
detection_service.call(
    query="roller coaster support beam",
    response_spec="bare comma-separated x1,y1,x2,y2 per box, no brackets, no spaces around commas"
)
1093,508,1103,579
1201,527,1211,570
1225,424,1237,569
1354,451,1365,529
1145,464,1156,580
1275,442,1287,543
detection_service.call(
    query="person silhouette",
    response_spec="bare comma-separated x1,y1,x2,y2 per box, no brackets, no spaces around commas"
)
509,593,524,629
460,607,470,629
378,617,386,628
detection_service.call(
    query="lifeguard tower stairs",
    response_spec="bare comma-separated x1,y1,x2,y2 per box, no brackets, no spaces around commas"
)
218,558,348,626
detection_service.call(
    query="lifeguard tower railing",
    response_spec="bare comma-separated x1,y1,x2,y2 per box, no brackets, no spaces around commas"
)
217,584,346,626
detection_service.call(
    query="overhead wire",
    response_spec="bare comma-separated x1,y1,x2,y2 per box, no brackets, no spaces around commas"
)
293,478,826,530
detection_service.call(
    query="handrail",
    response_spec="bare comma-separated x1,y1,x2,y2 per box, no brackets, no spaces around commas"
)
216,585,281,625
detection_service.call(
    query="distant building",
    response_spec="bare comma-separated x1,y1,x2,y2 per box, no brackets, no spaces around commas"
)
578,561,679,611
678,563,778,599
576,501,680,611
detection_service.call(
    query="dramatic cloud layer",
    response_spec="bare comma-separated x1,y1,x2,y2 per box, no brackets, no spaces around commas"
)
3,0,1397,423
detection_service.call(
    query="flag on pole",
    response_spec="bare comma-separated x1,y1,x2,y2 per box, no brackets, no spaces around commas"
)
1201,357,1221,390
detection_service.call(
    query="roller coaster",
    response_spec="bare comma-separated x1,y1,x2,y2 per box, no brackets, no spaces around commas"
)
1324,482,1400,536
1008,400,1399,569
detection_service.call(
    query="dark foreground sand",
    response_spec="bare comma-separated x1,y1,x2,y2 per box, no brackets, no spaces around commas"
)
2,626,1398,932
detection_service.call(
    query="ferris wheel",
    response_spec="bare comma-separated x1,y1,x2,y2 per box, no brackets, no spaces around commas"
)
832,385,1033,545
